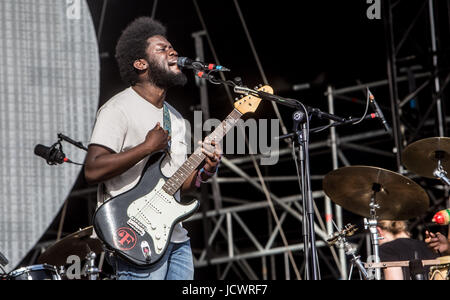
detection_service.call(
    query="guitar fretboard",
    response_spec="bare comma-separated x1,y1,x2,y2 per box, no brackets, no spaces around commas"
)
162,109,242,195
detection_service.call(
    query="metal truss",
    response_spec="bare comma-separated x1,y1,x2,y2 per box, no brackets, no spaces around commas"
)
188,0,450,280
19,0,450,280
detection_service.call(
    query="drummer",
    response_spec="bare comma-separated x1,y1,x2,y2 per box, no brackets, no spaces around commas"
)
377,220,438,280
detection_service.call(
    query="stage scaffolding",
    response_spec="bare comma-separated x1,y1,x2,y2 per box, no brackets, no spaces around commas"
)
185,0,450,280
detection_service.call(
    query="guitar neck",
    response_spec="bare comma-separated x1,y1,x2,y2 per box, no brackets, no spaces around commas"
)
162,109,243,195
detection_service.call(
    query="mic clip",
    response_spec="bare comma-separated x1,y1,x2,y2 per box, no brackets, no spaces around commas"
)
46,141,66,165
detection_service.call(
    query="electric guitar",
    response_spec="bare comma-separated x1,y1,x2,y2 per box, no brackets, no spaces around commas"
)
93,85,273,266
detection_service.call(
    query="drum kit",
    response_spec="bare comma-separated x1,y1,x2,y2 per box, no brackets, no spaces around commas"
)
1,226,107,280
323,137,450,280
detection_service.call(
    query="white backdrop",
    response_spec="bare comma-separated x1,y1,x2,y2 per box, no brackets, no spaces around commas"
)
0,0,99,271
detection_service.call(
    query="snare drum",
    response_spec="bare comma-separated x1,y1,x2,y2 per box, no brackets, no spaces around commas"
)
429,256,450,280
9,264,61,280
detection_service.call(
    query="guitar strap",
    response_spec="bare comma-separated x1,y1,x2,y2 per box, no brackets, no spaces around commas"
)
163,102,172,149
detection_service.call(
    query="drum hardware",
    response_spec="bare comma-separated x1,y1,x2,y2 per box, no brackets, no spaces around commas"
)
323,166,429,280
327,224,369,280
58,266,66,279
364,259,441,269
37,226,103,267
8,264,61,280
363,185,384,280
402,137,450,185
35,226,106,280
84,251,99,280
362,257,449,280
409,259,426,280
432,158,450,186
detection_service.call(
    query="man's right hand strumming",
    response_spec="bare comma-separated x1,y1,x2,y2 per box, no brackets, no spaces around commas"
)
144,122,171,154
85,122,171,185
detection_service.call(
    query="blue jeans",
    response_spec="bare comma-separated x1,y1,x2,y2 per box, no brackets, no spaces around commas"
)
108,240,194,280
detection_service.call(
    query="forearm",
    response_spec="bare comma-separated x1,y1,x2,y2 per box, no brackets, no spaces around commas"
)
181,168,216,194
84,143,150,184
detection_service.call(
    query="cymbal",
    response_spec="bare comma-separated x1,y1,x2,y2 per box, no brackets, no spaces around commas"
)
38,226,103,266
323,166,429,220
402,137,450,179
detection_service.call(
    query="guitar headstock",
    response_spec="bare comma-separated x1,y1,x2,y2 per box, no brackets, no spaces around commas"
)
234,85,273,115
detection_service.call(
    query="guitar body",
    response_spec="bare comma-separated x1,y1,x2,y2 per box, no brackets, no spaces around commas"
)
93,152,200,267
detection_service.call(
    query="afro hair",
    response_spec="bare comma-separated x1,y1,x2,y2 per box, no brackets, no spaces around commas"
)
115,17,167,86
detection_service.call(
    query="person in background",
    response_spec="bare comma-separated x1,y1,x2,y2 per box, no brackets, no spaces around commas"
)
377,220,438,280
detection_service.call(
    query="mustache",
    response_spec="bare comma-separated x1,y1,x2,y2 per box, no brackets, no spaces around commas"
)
146,59,187,88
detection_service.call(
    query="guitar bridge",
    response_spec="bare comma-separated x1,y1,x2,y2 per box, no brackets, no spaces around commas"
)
127,217,146,236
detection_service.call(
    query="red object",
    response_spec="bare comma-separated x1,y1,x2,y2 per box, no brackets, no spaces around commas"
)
432,209,450,225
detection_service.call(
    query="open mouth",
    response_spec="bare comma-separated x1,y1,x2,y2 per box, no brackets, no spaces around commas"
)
168,60,178,67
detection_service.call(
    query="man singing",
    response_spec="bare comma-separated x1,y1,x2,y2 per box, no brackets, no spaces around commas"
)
85,17,221,280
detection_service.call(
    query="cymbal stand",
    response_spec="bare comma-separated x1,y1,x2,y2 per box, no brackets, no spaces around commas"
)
85,252,99,280
327,224,369,280
364,184,383,280
433,152,450,186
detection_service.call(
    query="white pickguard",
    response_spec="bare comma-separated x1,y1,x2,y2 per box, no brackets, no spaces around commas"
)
126,179,198,254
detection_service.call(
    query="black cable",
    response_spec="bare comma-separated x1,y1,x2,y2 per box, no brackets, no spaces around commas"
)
313,89,370,133
352,87,371,125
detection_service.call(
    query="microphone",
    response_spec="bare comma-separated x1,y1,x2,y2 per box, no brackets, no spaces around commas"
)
367,89,392,134
34,144,70,165
177,57,230,72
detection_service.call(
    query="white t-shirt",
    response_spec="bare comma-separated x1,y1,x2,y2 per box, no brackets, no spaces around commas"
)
89,87,190,243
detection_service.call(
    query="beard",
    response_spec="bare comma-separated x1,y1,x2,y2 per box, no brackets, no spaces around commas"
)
146,56,187,88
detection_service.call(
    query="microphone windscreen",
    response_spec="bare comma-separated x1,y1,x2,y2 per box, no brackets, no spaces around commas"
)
34,144,51,159
177,56,193,68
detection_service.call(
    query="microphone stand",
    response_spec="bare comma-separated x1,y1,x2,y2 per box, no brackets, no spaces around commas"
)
57,133,88,152
200,75,321,279
278,113,380,140
294,109,318,280
202,75,375,280
232,85,380,280
233,85,332,280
